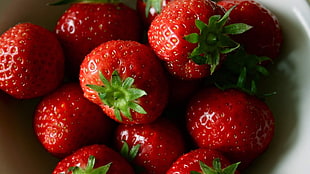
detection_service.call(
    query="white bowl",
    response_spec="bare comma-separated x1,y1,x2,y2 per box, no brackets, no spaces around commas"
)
0,0,309,173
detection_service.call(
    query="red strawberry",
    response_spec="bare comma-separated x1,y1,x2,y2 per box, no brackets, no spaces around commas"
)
136,0,173,26
186,87,275,169
79,40,169,124
114,118,186,174
34,83,116,158
167,148,240,174
217,0,283,60
52,144,135,174
53,0,142,78
164,57,214,80
0,23,64,99
148,0,252,80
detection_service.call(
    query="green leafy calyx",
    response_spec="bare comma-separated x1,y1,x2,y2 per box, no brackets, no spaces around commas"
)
68,155,111,174
184,6,252,74
211,47,272,96
48,0,121,5
86,70,147,122
190,158,240,174
120,140,141,162
119,141,145,173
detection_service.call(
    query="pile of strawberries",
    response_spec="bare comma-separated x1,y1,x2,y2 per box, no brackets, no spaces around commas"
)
0,0,283,173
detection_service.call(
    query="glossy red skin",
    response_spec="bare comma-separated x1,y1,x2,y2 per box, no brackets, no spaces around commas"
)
165,53,226,80
0,23,64,99
186,87,275,169
79,40,169,124
114,118,186,174
167,148,240,174
165,58,212,80
148,0,225,80
217,0,282,60
34,83,116,158
136,0,172,26
55,3,142,79
52,144,135,174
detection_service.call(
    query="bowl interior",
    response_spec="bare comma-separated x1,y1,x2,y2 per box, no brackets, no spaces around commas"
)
0,0,310,173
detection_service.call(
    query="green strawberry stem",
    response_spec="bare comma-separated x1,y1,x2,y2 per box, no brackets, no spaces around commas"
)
86,70,147,122
48,0,122,5
68,155,111,174
190,158,240,174
184,6,252,74
143,0,163,17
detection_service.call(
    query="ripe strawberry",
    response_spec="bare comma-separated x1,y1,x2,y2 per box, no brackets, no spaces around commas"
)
148,0,252,80
136,0,173,26
79,40,169,124
0,23,64,99
167,148,240,174
186,87,275,169
164,56,217,80
52,144,135,174
34,83,116,158
114,118,186,174
53,0,142,78
217,0,283,60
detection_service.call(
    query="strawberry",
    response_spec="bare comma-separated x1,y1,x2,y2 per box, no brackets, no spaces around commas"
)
52,144,135,174
164,56,219,80
0,23,64,99
53,0,142,79
217,0,283,60
34,83,116,158
136,0,173,26
148,0,252,80
114,118,186,174
186,87,275,169
79,40,169,124
167,148,240,174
